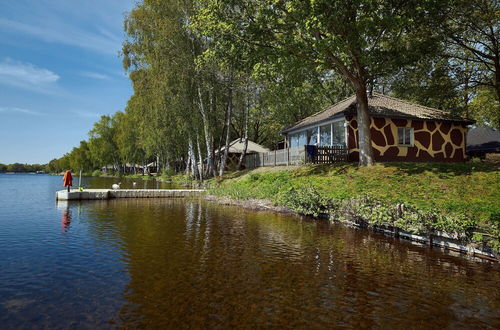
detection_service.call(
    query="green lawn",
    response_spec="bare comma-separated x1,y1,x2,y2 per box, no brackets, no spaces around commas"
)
208,162,499,233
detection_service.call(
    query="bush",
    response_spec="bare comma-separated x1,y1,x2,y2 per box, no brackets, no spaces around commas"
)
92,170,102,177
279,186,338,217
279,187,479,241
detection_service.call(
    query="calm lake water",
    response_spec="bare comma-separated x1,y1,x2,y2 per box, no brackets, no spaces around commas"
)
0,173,499,328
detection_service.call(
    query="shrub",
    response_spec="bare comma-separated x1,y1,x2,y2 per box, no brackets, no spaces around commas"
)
92,170,102,177
279,186,336,217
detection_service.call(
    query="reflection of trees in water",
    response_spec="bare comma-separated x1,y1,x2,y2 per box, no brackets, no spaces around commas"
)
80,176,179,190
81,199,500,328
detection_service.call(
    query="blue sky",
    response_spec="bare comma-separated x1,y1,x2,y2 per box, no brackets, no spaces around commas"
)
0,0,135,164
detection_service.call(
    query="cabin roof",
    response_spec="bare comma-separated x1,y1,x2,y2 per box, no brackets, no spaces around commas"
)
281,92,474,134
216,139,270,154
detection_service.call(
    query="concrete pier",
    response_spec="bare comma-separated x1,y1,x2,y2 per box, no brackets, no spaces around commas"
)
56,189,205,201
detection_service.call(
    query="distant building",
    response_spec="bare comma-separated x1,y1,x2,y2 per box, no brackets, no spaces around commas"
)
216,139,270,169
467,126,500,157
280,93,474,162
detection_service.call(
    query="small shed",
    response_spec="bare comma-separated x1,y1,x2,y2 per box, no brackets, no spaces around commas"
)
467,126,500,157
217,139,270,170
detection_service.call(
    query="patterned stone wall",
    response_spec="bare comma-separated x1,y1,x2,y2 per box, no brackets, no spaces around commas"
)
346,115,467,162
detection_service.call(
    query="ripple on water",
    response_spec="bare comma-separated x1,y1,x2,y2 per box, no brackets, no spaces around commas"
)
0,175,499,328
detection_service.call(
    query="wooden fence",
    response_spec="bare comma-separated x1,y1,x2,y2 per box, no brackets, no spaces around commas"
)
307,145,348,164
244,145,348,169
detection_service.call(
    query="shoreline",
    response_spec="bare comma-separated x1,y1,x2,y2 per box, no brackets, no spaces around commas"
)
47,166,500,261
204,194,499,262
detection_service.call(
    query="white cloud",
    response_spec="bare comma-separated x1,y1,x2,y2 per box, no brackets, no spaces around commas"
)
0,0,133,56
0,18,122,56
79,71,111,80
0,58,59,84
0,106,42,116
0,58,60,94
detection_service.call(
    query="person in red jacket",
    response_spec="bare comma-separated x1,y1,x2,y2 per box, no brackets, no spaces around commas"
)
63,170,73,192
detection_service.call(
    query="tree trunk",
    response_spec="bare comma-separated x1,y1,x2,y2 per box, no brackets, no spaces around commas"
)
185,153,191,176
198,86,216,177
219,87,233,177
237,95,249,170
196,134,204,181
494,58,500,101
156,154,160,176
188,137,199,179
355,86,375,166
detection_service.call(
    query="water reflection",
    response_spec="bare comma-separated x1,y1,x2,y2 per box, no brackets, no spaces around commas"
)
79,199,499,329
79,176,180,190
61,207,71,232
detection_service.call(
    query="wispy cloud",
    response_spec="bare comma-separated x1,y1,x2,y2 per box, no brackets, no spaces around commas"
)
0,18,122,56
0,0,131,56
79,71,111,80
0,58,59,84
0,106,43,116
0,58,60,94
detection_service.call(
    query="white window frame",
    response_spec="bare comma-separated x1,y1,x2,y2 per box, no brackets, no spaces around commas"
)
286,117,347,148
397,127,414,147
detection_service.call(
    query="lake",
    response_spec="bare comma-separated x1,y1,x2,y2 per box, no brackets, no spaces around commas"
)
0,173,499,328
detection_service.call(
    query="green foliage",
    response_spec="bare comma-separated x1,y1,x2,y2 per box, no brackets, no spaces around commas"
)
50,0,499,177
387,58,466,114
1,163,45,173
92,170,103,177
88,115,119,168
469,87,500,129
279,186,337,217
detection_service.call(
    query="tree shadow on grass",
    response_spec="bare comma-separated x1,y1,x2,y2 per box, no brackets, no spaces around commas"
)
216,169,252,182
219,160,498,182
380,161,499,176
292,163,355,176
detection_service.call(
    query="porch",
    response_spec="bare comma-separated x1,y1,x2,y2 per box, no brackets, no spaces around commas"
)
244,145,348,169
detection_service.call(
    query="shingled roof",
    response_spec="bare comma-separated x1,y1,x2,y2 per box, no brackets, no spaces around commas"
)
281,92,474,133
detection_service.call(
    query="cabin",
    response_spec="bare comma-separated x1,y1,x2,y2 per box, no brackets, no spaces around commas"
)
217,139,270,170
280,93,474,162
467,126,500,158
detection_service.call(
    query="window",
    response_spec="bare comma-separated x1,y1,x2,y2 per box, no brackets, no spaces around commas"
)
320,124,331,146
307,128,318,145
332,121,346,146
398,127,413,146
288,134,298,148
297,131,307,146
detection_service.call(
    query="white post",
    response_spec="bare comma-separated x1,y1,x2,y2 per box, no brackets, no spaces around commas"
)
78,170,82,188
344,120,348,147
331,122,334,146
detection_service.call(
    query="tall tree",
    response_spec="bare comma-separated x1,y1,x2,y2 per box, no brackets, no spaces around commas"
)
88,115,119,169
195,0,452,165
447,0,500,103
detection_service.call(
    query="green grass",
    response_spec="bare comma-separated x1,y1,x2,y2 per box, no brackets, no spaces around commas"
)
208,162,499,232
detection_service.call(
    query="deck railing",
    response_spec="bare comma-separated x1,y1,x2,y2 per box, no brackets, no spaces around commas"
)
308,145,349,164
244,145,348,169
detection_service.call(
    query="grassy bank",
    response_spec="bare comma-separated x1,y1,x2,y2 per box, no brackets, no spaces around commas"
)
208,162,500,252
